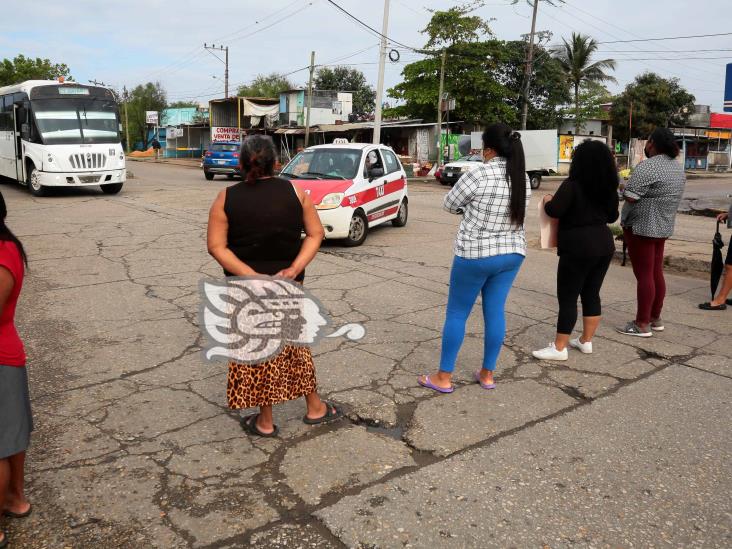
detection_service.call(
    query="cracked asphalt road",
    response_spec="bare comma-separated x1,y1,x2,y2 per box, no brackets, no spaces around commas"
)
1,163,730,548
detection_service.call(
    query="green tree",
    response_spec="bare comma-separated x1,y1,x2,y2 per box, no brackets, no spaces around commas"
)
493,40,572,130
168,101,198,108
561,81,613,130
611,72,695,142
126,82,167,149
237,73,293,98
314,66,376,116
555,32,616,133
422,3,494,48
0,54,71,86
386,8,570,128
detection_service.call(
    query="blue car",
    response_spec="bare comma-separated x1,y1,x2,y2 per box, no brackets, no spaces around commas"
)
203,141,241,180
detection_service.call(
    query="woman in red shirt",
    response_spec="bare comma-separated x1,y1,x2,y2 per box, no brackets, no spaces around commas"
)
0,191,32,548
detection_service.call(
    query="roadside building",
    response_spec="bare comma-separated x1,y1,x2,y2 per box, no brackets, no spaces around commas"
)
208,96,279,143
556,103,613,173
279,89,353,126
671,106,731,171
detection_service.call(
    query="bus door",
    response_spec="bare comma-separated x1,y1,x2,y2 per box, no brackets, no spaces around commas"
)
13,102,26,183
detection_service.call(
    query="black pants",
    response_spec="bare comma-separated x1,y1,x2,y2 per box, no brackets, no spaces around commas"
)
556,253,613,335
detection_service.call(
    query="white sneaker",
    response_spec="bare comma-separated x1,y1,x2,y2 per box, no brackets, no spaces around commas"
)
532,343,568,361
569,337,593,354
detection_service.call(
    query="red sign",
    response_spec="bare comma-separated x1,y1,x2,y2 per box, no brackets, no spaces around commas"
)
211,127,241,142
710,113,732,129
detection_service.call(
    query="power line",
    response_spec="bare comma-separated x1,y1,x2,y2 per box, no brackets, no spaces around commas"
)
133,2,312,84
559,0,726,74
540,7,721,85
324,0,422,52
609,56,732,61
226,2,315,45
212,0,303,43
598,31,732,44
595,48,732,54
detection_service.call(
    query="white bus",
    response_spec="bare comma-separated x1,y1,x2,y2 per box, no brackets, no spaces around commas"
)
0,79,126,196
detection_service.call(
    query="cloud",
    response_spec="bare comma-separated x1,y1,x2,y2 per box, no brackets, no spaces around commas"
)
1,0,727,110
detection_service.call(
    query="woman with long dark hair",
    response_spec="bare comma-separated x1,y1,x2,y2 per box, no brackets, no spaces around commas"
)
0,190,32,549
207,135,341,437
618,127,685,337
532,140,619,361
418,123,530,393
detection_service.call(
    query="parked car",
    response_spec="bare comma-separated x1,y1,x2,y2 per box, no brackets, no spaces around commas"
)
202,141,240,180
280,144,409,246
438,154,484,186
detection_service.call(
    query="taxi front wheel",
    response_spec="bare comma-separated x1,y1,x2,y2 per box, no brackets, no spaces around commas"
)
343,210,368,247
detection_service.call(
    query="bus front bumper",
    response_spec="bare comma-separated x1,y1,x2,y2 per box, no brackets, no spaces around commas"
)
37,169,126,187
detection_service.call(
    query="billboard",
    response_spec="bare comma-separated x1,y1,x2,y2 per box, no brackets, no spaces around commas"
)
145,111,158,124
725,63,732,112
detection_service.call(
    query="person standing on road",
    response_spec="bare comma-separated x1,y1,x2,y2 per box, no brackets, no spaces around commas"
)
418,124,530,393
617,128,685,337
207,135,342,437
151,138,161,161
532,141,619,361
699,205,732,310
0,191,33,549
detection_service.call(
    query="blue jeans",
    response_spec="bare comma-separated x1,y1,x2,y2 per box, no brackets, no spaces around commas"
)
440,254,524,373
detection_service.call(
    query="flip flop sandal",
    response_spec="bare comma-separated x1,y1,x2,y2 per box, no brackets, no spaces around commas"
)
417,375,454,394
303,401,343,425
698,302,727,311
473,371,496,390
240,414,279,438
4,504,32,518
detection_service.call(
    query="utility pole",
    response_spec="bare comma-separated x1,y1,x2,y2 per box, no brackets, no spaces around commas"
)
436,50,447,166
204,44,229,98
304,51,316,148
520,0,539,130
372,0,390,144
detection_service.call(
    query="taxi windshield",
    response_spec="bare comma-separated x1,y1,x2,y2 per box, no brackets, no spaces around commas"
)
282,148,361,180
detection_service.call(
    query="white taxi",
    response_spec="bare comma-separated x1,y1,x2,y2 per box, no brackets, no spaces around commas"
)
280,144,409,246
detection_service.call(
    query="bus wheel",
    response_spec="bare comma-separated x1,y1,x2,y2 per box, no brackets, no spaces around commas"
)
101,183,124,195
27,166,47,197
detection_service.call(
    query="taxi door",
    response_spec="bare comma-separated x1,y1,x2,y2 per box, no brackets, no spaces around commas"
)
360,148,390,225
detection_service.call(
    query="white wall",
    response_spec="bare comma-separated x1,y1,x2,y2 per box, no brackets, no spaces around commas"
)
559,119,602,136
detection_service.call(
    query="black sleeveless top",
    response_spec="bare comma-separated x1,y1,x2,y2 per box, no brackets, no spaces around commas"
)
224,177,305,281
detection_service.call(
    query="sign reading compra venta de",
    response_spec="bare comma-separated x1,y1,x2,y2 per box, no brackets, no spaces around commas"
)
211,127,241,142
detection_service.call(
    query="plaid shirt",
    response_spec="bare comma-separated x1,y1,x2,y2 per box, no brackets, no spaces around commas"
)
443,157,531,259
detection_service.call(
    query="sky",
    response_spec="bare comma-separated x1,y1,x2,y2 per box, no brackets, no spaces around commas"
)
2,0,730,113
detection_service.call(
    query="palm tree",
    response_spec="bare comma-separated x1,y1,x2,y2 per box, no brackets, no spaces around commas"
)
556,32,616,134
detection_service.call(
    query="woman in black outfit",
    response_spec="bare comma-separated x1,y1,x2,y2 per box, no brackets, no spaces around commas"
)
532,140,619,361
207,135,342,437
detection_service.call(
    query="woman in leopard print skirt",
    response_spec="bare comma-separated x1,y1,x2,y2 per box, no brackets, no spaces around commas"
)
207,135,342,437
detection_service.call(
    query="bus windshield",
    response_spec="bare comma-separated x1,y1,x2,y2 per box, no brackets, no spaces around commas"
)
32,97,120,145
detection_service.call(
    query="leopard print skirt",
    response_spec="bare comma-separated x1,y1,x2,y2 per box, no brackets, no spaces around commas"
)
227,345,317,409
